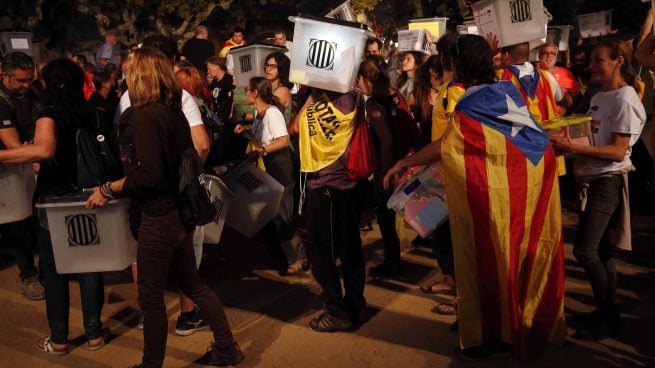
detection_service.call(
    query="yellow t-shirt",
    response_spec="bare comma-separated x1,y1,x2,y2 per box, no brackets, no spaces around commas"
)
431,80,466,142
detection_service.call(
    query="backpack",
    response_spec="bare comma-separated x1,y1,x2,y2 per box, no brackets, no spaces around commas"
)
76,109,123,188
367,95,424,160
177,146,216,227
345,102,376,181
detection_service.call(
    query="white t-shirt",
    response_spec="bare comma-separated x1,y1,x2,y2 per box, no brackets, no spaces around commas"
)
115,89,203,128
252,106,288,147
574,86,646,177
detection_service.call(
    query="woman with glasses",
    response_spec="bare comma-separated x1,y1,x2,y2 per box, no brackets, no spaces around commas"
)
264,52,293,126
243,76,307,275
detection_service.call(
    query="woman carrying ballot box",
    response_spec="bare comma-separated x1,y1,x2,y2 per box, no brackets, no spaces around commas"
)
551,39,646,340
0,59,106,355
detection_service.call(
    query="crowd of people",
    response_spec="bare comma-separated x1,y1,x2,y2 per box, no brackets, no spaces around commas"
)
0,9,654,367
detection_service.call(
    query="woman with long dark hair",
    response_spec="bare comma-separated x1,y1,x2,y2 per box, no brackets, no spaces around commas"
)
245,76,308,275
358,58,423,278
396,51,423,104
264,52,293,125
384,34,566,361
0,58,106,354
85,48,243,368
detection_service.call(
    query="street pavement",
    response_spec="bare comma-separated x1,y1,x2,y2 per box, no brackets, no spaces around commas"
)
0,212,653,368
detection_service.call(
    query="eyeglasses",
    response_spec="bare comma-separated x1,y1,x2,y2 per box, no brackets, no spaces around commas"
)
264,63,278,70
244,87,252,93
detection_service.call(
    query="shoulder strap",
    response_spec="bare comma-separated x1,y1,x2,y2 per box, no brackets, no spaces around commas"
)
0,88,14,111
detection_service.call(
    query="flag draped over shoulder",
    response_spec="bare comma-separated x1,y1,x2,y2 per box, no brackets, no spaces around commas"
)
299,92,358,173
498,65,559,123
441,81,566,352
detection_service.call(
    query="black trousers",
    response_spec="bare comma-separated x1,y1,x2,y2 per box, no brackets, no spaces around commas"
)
305,186,366,318
136,209,235,368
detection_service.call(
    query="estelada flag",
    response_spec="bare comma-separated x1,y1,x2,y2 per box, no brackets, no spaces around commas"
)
299,92,358,173
441,81,566,353
497,64,560,124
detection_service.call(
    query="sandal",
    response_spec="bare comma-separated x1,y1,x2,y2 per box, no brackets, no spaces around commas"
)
87,336,106,351
420,276,455,295
285,260,309,275
36,336,69,356
432,298,458,315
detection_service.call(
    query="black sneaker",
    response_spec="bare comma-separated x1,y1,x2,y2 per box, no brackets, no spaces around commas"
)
368,263,404,278
309,312,352,332
175,307,210,336
206,342,245,367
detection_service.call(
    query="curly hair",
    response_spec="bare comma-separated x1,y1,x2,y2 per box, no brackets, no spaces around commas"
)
264,52,292,89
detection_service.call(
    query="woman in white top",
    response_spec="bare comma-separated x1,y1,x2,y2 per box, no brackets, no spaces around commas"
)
551,39,646,339
245,77,308,275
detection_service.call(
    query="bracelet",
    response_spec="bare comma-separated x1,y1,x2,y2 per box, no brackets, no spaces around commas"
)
100,181,114,199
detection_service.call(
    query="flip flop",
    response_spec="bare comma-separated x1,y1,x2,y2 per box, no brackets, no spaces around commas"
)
431,301,458,315
420,277,456,295
36,336,69,356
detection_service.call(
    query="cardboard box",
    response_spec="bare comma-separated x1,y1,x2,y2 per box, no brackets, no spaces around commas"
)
409,17,448,40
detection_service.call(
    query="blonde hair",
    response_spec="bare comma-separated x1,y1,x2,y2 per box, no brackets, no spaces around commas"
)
127,47,181,109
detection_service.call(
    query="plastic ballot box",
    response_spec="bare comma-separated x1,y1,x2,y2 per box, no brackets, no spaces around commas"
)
36,194,136,274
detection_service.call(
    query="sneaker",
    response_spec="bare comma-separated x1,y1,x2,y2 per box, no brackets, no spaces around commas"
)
175,307,210,336
308,312,352,332
368,263,404,279
21,275,45,301
205,342,245,366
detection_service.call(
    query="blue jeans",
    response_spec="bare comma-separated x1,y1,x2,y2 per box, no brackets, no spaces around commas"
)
37,226,104,344
573,175,622,308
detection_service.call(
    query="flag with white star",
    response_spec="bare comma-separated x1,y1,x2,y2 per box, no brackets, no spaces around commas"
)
440,80,565,352
455,81,548,165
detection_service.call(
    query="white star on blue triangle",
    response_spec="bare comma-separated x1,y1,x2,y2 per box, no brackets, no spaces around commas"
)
455,81,548,165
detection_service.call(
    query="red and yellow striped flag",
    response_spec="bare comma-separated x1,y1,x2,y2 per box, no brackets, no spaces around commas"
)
441,82,566,353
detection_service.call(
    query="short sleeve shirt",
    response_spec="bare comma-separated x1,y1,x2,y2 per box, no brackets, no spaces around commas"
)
252,106,288,146
116,89,202,128
574,86,646,177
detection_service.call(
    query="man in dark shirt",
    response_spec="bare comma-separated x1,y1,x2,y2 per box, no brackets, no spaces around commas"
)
0,51,44,301
181,25,216,74
88,71,116,128
206,56,234,123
